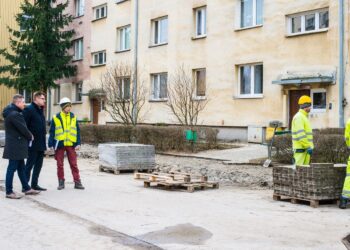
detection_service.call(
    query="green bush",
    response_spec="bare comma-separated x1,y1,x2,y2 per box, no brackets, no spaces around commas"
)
79,124,219,152
272,129,349,164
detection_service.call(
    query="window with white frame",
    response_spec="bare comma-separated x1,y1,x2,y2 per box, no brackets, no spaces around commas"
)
194,69,206,98
239,64,263,96
152,16,168,45
287,9,329,35
18,89,32,104
240,0,263,28
117,25,131,51
75,82,83,102
117,77,131,100
151,73,168,100
92,51,106,65
195,7,206,37
75,0,85,17
73,38,84,60
93,4,107,20
311,89,327,112
19,15,32,32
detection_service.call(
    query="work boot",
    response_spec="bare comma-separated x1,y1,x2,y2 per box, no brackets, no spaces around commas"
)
57,179,65,190
74,180,85,190
32,185,47,191
339,197,348,209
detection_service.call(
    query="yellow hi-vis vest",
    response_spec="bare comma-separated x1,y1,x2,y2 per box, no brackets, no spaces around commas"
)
291,109,314,150
53,112,77,146
345,119,350,148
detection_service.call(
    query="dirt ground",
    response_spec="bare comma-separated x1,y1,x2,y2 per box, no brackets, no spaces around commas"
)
0,146,349,250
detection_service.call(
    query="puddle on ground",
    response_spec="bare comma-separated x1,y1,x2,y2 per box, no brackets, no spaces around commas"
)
136,223,213,245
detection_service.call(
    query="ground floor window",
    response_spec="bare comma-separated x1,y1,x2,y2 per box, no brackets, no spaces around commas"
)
239,64,263,97
151,73,168,100
311,88,326,112
18,89,32,104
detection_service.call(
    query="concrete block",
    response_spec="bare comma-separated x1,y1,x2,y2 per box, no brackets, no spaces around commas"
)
98,143,155,171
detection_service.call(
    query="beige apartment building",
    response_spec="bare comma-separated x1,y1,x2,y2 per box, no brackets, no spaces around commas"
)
66,0,349,141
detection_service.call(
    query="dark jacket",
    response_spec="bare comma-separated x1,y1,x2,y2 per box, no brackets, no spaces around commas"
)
48,112,81,149
2,104,33,160
23,102,47,151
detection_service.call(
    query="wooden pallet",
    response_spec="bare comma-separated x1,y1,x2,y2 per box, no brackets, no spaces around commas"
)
99,165,154,175
135,172,218,192
273,194,339,208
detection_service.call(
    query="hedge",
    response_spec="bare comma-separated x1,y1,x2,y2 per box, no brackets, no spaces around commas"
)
80,124,219,152
272,128,348,164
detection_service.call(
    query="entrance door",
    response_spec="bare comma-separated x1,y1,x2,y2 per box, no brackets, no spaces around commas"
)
92,99,100,124
289,89,310,128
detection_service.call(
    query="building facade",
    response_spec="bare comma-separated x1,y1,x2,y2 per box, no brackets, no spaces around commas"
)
57,0,350,141
0,0,23,113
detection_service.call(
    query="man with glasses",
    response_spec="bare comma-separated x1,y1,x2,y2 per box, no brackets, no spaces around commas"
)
23,91,47,191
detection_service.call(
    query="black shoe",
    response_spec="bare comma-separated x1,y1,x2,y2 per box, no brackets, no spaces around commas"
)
57,179,65,190
32,186,47,191
339,197,348,209
74,180,85,190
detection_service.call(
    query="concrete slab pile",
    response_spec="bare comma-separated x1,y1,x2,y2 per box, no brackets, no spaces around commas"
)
98,143,155,173
273,163,346,201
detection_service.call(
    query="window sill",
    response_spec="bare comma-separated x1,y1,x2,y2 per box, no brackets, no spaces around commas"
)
311,109,327,114
234,24,263,32
92,16,107,22
193,96,207,101
90,64,106,68
72,59,84,62
72,101,83,105
233,94,264,99
74,14,84,19
286,29,328,37
191,35,207,40
149,43,168,48
149,99,168,102
115,49,131,54
116,0,128,4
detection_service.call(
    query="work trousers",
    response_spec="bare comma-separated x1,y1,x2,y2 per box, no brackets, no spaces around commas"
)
55,146,80,182
342,156,350,199
293,151,311,166
25,150,44,187
5,160,31,195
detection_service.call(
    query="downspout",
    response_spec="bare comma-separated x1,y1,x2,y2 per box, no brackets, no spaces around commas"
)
132,0,139,125
48,88,51,123
339,0,345,128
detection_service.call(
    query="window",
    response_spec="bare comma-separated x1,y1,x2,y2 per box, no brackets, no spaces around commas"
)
19,15,32,32
54,85,61,104
75,0,85,17
93,4,107,20
195,7,206,37
18,89,32,104
117,25,131,51
75,82,83,102
151,73,168,100
287,9,329,35
152,16,168,45
194,69,206,98
73,38,84,60
92,51,106,65
239,64,263,97
116,0,128,3
117,77,131,100
311,89,327,113
240,0,263,28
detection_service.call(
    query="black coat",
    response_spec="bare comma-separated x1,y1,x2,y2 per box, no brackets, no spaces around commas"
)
2,104,33,160
23,102,47,151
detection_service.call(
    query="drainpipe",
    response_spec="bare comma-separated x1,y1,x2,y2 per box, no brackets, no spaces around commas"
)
339,0,345,128
48,88,51,123
132,0,139,125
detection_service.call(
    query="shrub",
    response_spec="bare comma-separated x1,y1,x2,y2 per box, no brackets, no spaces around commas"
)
272,129,349,164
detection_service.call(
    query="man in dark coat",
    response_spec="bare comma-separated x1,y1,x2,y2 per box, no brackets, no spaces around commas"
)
23,91,47,191
2,94,40,199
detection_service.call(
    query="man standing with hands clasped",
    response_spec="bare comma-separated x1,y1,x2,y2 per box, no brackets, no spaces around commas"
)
48,97,84,190
2,94,40,199
23,91,47,191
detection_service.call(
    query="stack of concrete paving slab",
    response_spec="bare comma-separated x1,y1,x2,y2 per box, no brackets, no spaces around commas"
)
273,163,346,200
98,143,155,172
0,130,5,147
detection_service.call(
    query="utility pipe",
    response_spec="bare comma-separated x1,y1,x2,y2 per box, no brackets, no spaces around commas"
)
132,0,139,125
339,0,345,128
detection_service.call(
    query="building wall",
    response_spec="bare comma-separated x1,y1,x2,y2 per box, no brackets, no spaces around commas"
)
0,0,23,114
87,0,349,131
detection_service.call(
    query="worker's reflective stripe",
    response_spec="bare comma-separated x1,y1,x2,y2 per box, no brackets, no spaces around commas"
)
342,190,350,195
306,132,313,135
53,113,78,146
292,129,305,135
292,135,307,141
347,174,350,177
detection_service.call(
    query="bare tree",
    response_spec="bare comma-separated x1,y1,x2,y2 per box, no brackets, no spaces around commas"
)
166,66,209,128
99,63,146,126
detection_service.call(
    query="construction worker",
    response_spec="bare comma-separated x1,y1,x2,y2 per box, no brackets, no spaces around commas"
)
340,119,350,209
291,95,314,166
48,97,85,190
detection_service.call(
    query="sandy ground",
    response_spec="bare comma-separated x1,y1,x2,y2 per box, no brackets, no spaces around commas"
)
0,147,349,250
